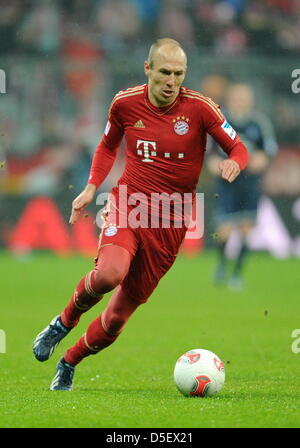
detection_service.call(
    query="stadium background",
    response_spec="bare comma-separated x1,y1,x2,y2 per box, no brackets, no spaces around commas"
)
0,0,300,258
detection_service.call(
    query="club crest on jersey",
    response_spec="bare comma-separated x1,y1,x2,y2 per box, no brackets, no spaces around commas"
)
104,225,118,237
173,116,190,135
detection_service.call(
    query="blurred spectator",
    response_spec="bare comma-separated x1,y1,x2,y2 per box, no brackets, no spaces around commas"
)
18,0,62,55
95,0,142,53
131,0,160,22
0,0,24,53
0,0,299,206
157,0,196,49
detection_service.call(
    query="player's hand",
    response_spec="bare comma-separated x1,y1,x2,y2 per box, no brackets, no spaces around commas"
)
218,159,240,183
69,184,96,224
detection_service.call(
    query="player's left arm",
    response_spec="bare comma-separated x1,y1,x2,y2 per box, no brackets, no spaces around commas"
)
203,102,249,183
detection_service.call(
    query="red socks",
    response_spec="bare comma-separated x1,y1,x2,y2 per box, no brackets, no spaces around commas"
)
63,287,142,366
64,314,117,366
60,272,103,328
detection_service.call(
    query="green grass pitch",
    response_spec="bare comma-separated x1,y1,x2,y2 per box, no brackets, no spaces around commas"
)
0,250,299,428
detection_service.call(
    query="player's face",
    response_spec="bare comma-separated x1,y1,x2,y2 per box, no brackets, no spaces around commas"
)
145,46,187,107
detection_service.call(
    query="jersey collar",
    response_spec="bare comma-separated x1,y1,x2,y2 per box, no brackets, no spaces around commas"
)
144,84,181,116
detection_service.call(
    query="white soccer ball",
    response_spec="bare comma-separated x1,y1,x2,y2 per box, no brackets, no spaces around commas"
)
174,349,225,397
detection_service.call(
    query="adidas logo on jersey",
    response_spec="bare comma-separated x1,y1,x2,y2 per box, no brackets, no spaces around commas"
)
134,120,145,128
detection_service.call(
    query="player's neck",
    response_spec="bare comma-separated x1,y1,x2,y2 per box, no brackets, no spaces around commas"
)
146,87,179,110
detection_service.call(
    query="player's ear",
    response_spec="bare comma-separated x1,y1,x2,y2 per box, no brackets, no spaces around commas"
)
144,60,150,77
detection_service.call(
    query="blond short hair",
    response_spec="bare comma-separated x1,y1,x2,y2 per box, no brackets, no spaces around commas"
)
147,38,186,69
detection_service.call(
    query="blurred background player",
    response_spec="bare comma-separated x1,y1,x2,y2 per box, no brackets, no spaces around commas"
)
206,82,278,290
199,74,230,108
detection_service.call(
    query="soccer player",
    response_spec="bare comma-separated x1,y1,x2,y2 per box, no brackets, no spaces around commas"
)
33,38,249,390
207,83,278,290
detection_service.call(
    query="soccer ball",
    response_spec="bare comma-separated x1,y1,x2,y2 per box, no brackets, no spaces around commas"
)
174,349,225,397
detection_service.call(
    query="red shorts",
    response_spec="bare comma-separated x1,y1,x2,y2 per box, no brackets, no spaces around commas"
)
97,204,187,303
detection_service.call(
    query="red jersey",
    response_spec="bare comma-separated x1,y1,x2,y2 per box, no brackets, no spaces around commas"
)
88,84,248,227
89,84,248,198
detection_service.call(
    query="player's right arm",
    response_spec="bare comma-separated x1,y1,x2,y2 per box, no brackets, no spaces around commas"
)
69,99,124,224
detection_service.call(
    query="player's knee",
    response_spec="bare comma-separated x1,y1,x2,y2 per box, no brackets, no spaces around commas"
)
93,267,125,294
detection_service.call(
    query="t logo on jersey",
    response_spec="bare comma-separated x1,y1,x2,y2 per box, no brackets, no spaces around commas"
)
136,139,157,162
